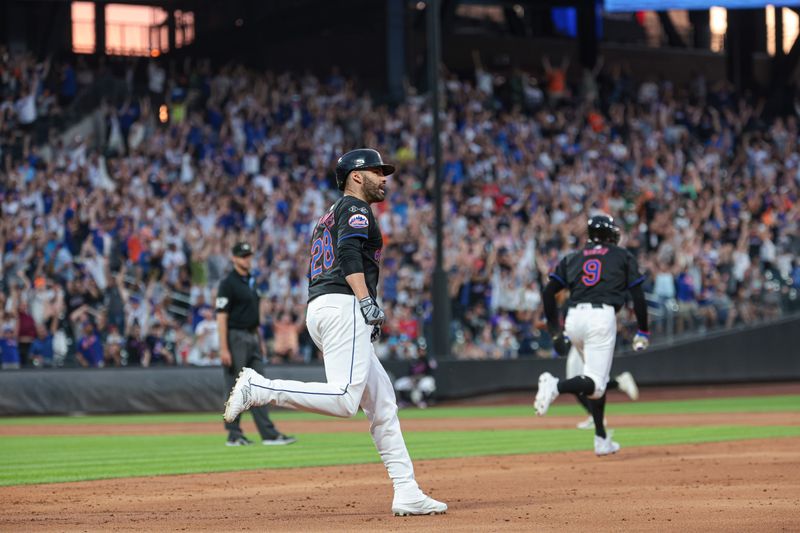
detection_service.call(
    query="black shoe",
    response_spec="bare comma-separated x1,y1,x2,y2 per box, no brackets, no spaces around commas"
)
262,434,297,446
225,436,253,447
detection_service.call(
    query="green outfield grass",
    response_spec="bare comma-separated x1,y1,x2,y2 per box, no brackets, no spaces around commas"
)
1,395,798,487
1,394,798,426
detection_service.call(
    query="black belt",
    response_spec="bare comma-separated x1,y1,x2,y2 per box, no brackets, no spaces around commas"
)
230,327,258,334
569,303,606,309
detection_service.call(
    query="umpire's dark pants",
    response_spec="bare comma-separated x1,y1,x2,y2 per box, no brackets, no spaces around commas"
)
223,329,280,440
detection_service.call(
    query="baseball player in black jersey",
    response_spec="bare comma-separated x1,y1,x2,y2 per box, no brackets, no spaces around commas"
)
534,215,650,456
223,148,447,516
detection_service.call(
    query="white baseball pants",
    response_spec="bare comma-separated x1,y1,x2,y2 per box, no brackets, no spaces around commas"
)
246,293,425,503
563,303,617,399
565,344,582,380
394,376,437,395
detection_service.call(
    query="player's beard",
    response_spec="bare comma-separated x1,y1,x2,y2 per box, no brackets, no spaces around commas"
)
363,177,385,203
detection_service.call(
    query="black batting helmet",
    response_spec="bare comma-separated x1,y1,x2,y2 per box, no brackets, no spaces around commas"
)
587,214,620,245
335,148,395,191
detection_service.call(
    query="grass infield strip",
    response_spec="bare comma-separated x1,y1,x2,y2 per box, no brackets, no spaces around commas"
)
1,394,799,426
2,425,800,486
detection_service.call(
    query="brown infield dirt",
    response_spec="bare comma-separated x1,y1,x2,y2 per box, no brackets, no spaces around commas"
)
2,384,799,532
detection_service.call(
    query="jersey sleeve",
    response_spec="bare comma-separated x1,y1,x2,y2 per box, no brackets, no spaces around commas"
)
625,251,647,289
215,279,232,313
336,199,370,244
548,256,569,288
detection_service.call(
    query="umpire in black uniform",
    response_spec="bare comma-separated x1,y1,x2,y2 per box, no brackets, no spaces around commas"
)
216,241,296,446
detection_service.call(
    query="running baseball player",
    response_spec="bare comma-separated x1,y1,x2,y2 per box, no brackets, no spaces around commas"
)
223,148,447,517
535,215,650,455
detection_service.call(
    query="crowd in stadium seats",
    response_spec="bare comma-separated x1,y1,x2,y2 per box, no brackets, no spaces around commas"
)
1,49,799,369
0,47,89,169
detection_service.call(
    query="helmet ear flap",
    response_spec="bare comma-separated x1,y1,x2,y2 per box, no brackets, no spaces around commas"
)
335,168,348,190
611,225,621,245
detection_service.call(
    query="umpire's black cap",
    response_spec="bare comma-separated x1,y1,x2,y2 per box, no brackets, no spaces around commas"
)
232,242,254,257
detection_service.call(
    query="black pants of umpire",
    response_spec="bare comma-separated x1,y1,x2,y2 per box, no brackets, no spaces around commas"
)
223,329,281,441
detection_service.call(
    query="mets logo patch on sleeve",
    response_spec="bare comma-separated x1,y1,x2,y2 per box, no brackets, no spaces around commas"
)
348,214,369,229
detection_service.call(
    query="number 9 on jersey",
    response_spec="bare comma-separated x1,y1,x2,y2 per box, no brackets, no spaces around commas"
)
581,258,602,286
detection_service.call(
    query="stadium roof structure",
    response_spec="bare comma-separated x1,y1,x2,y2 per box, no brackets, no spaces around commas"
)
2,0,796,94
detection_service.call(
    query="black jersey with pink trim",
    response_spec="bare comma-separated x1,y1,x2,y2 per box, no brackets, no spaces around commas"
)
549,243,645,310
307,195,383,303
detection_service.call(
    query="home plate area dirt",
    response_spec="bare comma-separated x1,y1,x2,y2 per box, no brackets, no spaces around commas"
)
2,432,799,531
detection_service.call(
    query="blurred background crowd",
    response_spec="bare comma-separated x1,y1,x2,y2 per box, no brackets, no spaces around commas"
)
2,47,799,369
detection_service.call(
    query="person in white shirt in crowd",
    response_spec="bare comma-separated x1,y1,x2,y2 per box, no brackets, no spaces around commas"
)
189,306,220,366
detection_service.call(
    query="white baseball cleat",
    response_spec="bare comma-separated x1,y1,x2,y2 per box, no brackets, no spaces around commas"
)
392,496,448,516
616,371,639,401
594,435,621,456
534,372,559,416
223,368,259,423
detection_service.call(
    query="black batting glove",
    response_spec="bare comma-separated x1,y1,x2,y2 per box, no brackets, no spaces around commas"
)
552,332,572,357
359,296,385,326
